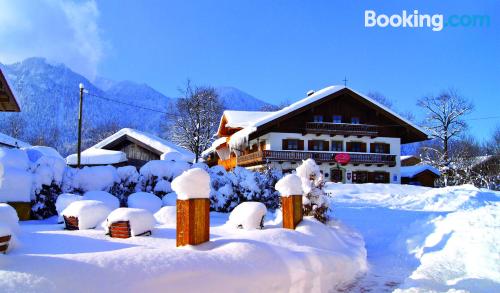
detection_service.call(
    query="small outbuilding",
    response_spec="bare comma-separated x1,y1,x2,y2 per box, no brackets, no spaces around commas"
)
401,155,422,167
401,165,440,187
67,128,194,167
0,68,20,112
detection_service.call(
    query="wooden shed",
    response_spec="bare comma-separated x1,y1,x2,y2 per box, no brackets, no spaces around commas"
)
0,68,20,112
401,165,440,187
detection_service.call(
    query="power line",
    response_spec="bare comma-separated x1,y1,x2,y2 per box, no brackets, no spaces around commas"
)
86,92,170,115
85,91,500,126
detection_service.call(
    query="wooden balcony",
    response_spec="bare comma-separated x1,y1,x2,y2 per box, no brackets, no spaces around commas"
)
237,150,396,167
305,122,379,137
218,157,237,170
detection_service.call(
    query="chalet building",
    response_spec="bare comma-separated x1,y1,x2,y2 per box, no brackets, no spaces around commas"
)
203,86,428,184
401,155,422,166
67,128,195,167
0,68,21,112
0,69,28,148
401,165,440,187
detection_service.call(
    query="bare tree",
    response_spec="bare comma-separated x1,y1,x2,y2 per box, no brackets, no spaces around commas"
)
83,121,122,149
367,91,393,109
417,89,474,185
260,100,291,112
164,81,223,162
2,114,26,139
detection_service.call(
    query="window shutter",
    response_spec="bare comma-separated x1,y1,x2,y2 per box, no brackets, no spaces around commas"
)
346,142,352,152
370,144,375,153
385,144,390,154
282,139,288,150
361,143,367,152
298,140,304,150
323,141,329,151
308,140,313,150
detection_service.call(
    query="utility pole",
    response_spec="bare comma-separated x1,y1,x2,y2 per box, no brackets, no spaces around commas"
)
77,83,84,168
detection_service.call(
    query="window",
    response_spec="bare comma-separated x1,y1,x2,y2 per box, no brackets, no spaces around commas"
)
333,115,342,123
313,115,323,122
373,172,389,183
351,117,360,124
346,142,366,152
352,171,368,183
371,143,390,154
282,139,303,150
331,141,343,152
309,140,328,151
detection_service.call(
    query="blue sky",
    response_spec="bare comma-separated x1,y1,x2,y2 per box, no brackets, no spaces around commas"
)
0,0,499,141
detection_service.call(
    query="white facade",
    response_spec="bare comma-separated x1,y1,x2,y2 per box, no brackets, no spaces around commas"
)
245,132,401,183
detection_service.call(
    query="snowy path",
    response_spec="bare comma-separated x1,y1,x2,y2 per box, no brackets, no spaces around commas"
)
326,184,500,293
333,205,445,292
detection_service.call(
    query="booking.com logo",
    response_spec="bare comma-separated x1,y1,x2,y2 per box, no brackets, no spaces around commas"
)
365,10,490,31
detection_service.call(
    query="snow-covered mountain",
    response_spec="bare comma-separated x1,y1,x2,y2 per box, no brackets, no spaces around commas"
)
0,58,273,155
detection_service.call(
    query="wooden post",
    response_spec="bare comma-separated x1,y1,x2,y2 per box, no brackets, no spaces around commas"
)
176,198,210,246
282,195,303,229
77,83,84,168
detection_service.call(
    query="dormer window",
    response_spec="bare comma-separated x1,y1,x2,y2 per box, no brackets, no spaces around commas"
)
333,115,342,123
313,115,323,122
351,117,360,124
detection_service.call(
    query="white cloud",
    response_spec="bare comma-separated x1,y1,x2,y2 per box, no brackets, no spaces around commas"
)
0,0,106,79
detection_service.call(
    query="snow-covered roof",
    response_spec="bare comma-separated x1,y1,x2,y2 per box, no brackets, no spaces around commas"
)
401,155,416,161
201,137,227,157
222,110,276,129
230,86,428,149
66,149,127,166
401,165,440,178
91,128,195,162
0,132,30,148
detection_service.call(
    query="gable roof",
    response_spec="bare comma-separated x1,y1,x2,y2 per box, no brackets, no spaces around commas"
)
401,165,441,178
220,110,275,130
0,132,30,148
91,128,195,162
0,68,21,112
229,86,428,149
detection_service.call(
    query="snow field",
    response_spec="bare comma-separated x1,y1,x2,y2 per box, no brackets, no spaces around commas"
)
327,183,500,292
1,214,367,292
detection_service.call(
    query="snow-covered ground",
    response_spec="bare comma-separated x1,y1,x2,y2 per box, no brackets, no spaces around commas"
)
325,183,500,292
0,213,367,293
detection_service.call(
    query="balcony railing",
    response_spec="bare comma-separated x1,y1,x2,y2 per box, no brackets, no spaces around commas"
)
237,150,396,167
305,122,379,137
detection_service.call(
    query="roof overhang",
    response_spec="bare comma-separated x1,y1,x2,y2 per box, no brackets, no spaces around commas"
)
249,87,428,144
0,69,21,112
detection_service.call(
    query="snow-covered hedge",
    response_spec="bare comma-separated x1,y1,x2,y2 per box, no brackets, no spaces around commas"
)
209,166,282,212
1,148,282,219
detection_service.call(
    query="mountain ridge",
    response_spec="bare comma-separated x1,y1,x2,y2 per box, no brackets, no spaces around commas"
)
0,57,273,155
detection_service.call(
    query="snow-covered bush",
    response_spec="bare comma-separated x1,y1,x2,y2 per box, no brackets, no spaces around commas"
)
109,166,140,206
226,202,267,229
296,159,329,223
209,165,281,212
62,200,111,230
28,148,66,219
138,160,190,197
82,190,120,211
154,206,176,226
70,166,120,192
104,208,155,236
162,192,177,206
127,192,162,213
55,193,81,223
0,148,32,203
